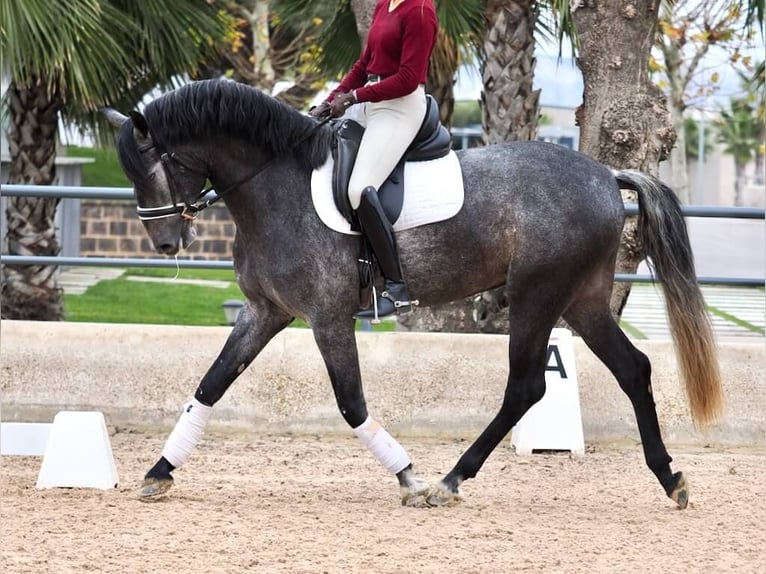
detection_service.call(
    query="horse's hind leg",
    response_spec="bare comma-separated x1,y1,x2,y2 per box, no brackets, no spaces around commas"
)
310,317,430,506
428,284,561,506
139,298,292,500
564,300,688,508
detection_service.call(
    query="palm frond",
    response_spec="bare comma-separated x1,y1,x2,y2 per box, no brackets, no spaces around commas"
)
0,0,134,107
539,0,578,58
435,0,485,62
315,1,363,79
744,0,764,34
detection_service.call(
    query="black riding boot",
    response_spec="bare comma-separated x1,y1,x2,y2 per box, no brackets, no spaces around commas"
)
353,186,417,321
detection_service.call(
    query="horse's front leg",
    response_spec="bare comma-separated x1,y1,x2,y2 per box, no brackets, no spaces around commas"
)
139,298,292,500
310,318,430,507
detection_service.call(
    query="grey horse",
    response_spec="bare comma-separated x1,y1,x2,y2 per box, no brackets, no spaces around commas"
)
105,79,721,508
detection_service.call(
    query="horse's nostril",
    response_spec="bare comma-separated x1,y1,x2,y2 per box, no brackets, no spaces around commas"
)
156,243,178,255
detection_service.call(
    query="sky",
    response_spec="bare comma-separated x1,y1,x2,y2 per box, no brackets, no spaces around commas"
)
453,34,764,112
453,55,584,109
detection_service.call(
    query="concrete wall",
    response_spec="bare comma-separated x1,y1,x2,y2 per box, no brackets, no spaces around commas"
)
1,321,763,447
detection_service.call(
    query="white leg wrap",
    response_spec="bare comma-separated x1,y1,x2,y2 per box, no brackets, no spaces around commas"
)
161,398,212,468
353,416,411,474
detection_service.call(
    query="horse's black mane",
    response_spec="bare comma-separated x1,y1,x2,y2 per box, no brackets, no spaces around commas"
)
118,79,332,183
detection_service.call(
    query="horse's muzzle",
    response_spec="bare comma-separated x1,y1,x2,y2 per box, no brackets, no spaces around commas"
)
143,218,186,255
153,239,180,255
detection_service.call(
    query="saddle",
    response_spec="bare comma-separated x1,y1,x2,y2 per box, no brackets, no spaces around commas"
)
331,94,452,230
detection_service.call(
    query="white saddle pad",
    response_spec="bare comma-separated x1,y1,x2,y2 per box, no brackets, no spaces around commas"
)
310,150,465,235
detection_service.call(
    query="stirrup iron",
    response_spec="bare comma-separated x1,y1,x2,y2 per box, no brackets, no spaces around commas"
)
382,289,418,311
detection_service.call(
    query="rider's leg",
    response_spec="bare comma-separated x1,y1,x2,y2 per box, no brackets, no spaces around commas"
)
346,85,426,210
353,187,415,319
347,86,426,318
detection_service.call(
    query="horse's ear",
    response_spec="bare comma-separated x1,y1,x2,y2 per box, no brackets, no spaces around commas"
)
128,110,150,138
101,108,128,128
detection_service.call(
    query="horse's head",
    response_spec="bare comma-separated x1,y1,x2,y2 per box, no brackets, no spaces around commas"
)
104,108,205,255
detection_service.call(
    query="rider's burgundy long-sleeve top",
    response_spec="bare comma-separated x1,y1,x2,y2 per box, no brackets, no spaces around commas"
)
326,0,438,104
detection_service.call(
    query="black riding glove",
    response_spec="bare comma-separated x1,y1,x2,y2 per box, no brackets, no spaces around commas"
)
330,92,356,118
309,102,331,119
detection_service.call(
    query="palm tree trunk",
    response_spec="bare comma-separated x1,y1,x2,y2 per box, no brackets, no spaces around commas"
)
481,0,540,144
2,78,64,321
755,121,765,185
426,27,459,129
474,0,540,333
734,161,746,206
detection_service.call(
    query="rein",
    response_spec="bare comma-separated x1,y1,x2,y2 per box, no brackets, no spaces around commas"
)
136,115,332,222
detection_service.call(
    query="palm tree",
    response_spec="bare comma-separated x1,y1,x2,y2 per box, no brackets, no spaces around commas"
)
458,0,543,333
740,61,765,184
715,97,760,205
744,0,764,31
1,0,227,320
481,1,540,144
684,117,713,161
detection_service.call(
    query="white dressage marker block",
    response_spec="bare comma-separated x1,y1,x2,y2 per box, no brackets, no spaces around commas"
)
0,422,52,456
511,328,585,455
36,411,119,490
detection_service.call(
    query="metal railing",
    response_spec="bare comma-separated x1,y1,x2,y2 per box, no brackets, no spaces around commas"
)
1,184,764,287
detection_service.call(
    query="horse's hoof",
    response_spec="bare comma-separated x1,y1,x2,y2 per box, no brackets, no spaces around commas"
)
425,482,463,507
400,477,431,508
668,472,689,509
138,477,173,501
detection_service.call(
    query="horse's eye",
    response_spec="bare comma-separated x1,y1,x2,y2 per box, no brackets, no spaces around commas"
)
148,172,157,181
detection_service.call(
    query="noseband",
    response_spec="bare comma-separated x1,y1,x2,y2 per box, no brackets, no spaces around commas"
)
135,149,217,221
135,115,332,222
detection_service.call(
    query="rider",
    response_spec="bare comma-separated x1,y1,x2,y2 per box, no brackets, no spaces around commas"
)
310,0,439,319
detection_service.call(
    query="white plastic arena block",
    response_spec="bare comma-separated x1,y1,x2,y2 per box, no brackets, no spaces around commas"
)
36,411,119,490
511,328,585,455
0,422,52,456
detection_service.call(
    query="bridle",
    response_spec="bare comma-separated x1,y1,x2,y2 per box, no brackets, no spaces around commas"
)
135,148,218,221
134,115,333,222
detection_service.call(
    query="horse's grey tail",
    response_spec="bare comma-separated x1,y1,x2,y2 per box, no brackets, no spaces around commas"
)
614,169,722,427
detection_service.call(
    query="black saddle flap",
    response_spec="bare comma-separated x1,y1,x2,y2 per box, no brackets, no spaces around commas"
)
331,119,365,224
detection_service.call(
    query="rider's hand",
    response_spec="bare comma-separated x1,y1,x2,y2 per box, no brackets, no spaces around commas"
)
309,102,331,119
329,92,356,118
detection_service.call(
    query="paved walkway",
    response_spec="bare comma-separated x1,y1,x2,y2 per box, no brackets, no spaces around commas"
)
57,266,125,295
621,284,765,341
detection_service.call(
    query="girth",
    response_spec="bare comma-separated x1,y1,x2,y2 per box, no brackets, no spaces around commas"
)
331,94,452,228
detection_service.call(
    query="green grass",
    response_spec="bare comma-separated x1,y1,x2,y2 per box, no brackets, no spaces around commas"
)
64,268,244,326
125,267,237,281
63,146,131,188
618,320,647,340
63,267,396,331
705,304,765,335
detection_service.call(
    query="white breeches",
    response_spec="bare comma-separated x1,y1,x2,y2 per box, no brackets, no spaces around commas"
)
346,85,427,210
